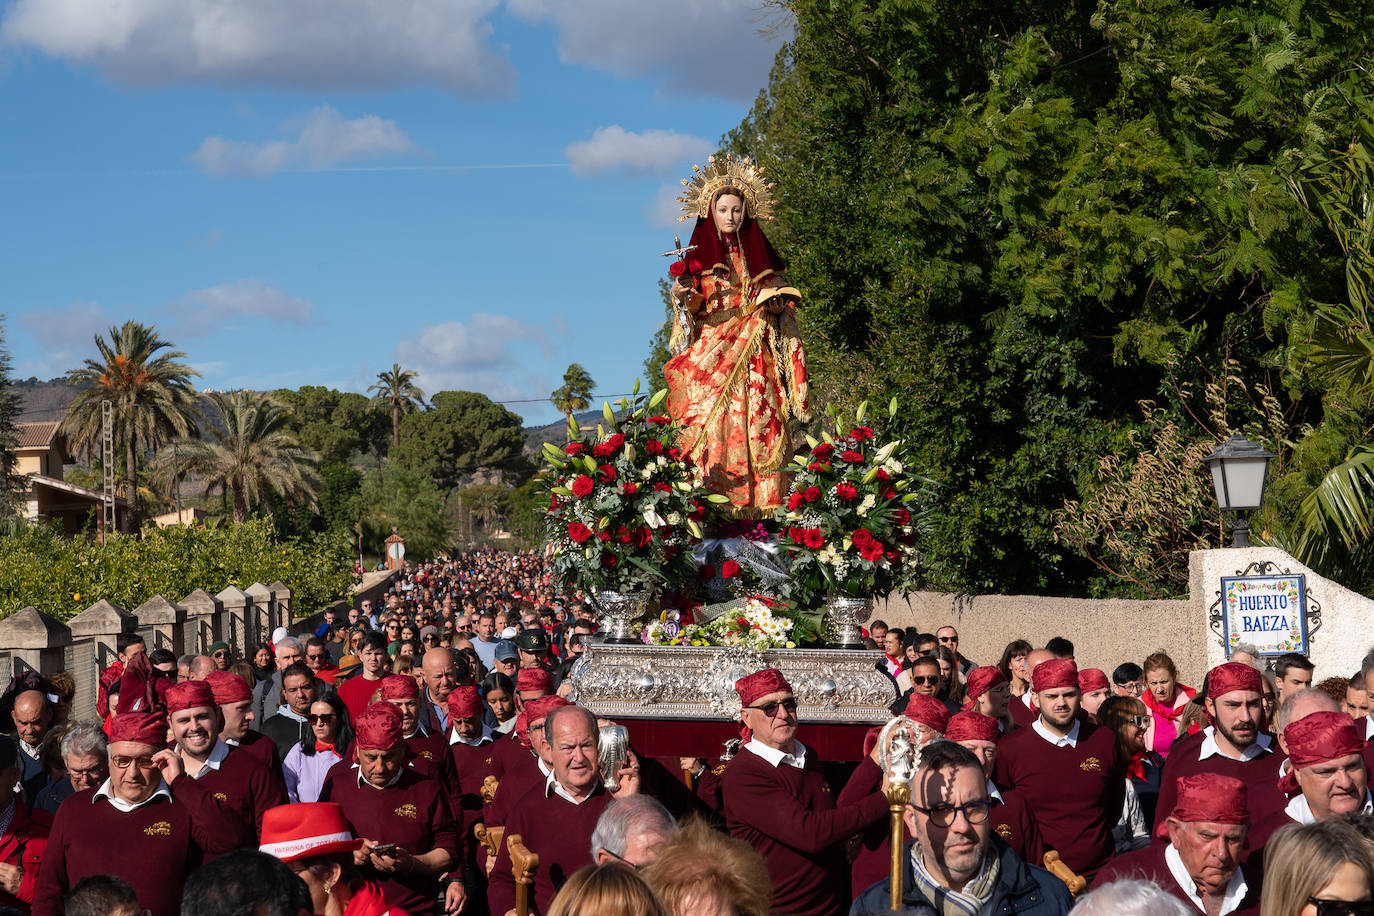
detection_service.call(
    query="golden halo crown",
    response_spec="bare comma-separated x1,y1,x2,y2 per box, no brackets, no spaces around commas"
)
677,153,776,222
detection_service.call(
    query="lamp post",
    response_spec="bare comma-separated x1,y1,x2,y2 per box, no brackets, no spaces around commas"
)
1204,433,1274,548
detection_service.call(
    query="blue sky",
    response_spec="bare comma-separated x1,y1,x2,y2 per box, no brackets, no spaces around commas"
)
1,0,789,426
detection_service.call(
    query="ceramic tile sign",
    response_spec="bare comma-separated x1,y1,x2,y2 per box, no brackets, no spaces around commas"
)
1222,574,1307,657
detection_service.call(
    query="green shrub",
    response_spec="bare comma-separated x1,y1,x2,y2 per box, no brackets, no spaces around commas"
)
0,518,357,621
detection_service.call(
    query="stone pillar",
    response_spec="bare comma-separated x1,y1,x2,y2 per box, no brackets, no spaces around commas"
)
134,596,186,655
269,581,293,628
0,607,72,677
180,589,223,655
216,587,253,657
67,599,135,675
245,582,274,647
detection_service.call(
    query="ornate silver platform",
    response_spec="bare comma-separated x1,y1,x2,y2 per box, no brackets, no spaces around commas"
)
568,641,897,723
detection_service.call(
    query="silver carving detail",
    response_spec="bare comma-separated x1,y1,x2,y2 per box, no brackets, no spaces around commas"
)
598,724,629,791
825,594,873,648
593,590,649,644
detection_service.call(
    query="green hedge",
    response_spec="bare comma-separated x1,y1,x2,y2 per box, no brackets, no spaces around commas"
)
0,518,357,621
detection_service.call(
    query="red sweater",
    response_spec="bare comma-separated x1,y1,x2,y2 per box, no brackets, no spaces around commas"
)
1151,730,1287,838
989,786,1044,867
994,721,1123,876
1010,693,1038,728
229,730,281,772
1093,840,1261,915
194,743,287,842
487,782,613,916
319,759,460,913
404,731,461,821
449,737,500,841
722,745,887,916
336,675,386,723
33,783,240,916
0,799,50,910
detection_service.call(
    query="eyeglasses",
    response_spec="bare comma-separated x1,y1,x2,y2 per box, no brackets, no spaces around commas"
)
111,754,159,770
1307,899,1374,916
307,713,336,724
68,764,107,778
938,636,958,643
601,849,641,870
1126,714,1150,728
307,653,327,661
910,675,941,686
910,800,991,827
422,635,438,643
1116,682,1144,695
746,698,798,719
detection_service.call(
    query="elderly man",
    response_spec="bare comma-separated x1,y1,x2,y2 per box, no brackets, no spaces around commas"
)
205,671,280,771
0,735,51,910
850,741,1072,916
994,658,1123,878
936,626,975,676
488,704,639,916
1094,774,1259,915
1249,708,1370,849
591,795,675,867
260,663,319,758
945,710,1041,864
319,702,460,914
1152,662,1284,834
251,638,304,728
417,647,461,736
33,722,107,816
10,691,52,803
302,638,339,686
31,712,240,916
723,668,889,916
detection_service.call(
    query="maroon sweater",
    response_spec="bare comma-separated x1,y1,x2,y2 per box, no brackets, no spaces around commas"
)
449,737,500,842
836,757,893,895
1152,730,1286,837
1010,693,1038,728
229,730,281,772
404,731,461,821
487,781,613,916
319,759,460,913
994,721,1123,876
989,786,1044,867
194,743,287,842
722,745,888,916
33,782,241,916
1093,840,1261,915
485,751,544,828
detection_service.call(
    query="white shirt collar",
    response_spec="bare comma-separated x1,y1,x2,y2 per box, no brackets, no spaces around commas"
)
986,779,1004,804
1031,718,1081,748
543,769,599,805
1285,789,1374,824
18,740,40,761
94,777,172,812
1197,726,1272,762
1164,842,1248,914
1021,692,1033,709
494,717,517,735
1365,714,1374,741
352,760,404,790
186,739,231,779
449,725,494,746
744,738,807,769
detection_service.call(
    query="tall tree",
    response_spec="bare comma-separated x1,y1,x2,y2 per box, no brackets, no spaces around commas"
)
61,321,200,531
641,280,674,392
156,391,321,523
0,317,21,517
368,364,427,450
550,363,595,427
391,390,528,494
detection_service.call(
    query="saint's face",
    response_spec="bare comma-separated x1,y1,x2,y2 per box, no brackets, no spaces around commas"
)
713,192,745,235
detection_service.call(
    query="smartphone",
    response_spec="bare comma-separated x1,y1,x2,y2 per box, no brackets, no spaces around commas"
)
371,843,402,857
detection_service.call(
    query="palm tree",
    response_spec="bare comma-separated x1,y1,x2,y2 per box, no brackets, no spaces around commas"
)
550,363,595,428
61,321,200,531
369,364,427,450
156,391,321,523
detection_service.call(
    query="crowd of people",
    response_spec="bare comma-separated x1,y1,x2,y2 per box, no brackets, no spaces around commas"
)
0,548,1370,916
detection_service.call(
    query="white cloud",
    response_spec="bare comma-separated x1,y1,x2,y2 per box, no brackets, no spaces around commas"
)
394,313,551,403
190,106,416,177
172,279,313,338
506,0,791,102
0,0,513,97
565,125,710,178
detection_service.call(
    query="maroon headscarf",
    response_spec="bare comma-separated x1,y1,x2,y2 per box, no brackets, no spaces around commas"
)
946,711,1000,744
1279,711,1364,794
1032,659,1078,693
115,650,168,716
963,667,1008,708
684,213,786,283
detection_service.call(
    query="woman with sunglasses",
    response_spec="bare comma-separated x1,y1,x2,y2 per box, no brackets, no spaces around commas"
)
1261,819,1374,916
283,693,354,803
1098,694,1157,852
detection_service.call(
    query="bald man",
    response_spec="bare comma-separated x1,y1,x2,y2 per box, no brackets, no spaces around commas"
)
187,656,215,681
10,691,51,803
418,648,461,735
1010,648,1055,728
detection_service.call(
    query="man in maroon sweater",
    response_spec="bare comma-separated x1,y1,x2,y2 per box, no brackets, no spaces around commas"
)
994,658,1123,879
1094,774,1260,915
382,675,460,812
1248,709,1370,850
487,703,638,916
946,710,1042,866
205,671,281,772
319,701,460,914
448,685,500,916
33,711,242,916
722,668,889,916
1152,662,1284,835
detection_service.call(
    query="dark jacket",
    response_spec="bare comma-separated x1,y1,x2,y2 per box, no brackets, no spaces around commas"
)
850,836,1073,916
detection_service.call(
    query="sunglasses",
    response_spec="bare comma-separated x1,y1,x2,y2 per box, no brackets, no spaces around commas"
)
1126,714,1151,728
910,675,941,686
307,713,336,724
746,698,798,718
938,636,958,643
422,635,438,643
1308,900,1374,916
212,650,227,658
307,653,327,661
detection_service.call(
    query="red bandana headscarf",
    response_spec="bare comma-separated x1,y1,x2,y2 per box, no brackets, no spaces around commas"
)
1171,774,1249,824
1208,662,1262,699
354,702,403,751
1278,711,1364,795
1031,659,1078,693
109,711,168,746
205,671,251,705
735,668,794,742
165,680,216,715
1077,668,1109,693
447,686,481,722
516,668,552,694
515,696,572,750
903,696,950,735
945,711,1000,743
962,667,1007,709
380,675,419,701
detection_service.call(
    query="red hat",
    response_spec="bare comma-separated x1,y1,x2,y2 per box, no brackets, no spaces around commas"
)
735,668,792,707
1208,662,1262,699
205,671,251,705
945,710,1000,743
903,696,950,734
380,675,419,701
963,667,1007,706
1170,774,1249,825
108,711,168,746
863,726,883,758
447,686,482,721
516,695,572,749
115,651,168,715
165,680,216,715
1279,711,1364,794
259,802,364,862
516,668,552,694
1077,668,1110,693
1032,658,1078,693
354,701,404,750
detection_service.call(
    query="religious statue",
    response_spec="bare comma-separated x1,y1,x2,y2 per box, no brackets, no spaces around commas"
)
663,155,809,514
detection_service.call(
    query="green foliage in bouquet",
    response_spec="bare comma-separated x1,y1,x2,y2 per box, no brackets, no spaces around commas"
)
541,382,728,596
777,399,932,604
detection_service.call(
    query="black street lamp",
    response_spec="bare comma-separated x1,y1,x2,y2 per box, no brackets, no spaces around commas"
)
1204,433,1274,548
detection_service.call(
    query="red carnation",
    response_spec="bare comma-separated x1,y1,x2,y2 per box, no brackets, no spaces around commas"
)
564,442,586,456
840,449,864,463
803,486,821,503
721,560,740,578
632,527,653,548
885,548,901,563
875,468,890,481
669,260,687,278
592,434,626,457
597,464,616,484
570,475,595,497
802,528,825,549
859,540,885,562
648,416,671,426
622,482,638,495
644,438,664,455
808,462,829,472
615,526,632,544
786,493,803,511
788,527,805,545
894,508,911,526
549,495,562,511
568,522,593,543
653,482,673,494
668,447,683,460
852,528,876,549
600,552,618,568
811,443,834,459
851,427,874,441
596,530,611,542
835,481,859,500
699,564,717,580
883,488,897,500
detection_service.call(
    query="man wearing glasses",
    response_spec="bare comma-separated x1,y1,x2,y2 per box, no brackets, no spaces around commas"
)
851,741,1071,915
206,643,231,672
1151,662,1283,836
935,627,975,677
722,668,890,916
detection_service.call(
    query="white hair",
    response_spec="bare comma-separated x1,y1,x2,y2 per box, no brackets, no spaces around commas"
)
589,795,676,860
1071,879,1193,916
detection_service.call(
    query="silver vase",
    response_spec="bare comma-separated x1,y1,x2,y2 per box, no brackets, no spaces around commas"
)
592,590,648,644
825,594,873,648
